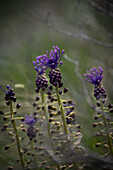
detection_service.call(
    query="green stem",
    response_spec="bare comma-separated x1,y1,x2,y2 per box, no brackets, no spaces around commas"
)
9,100,25,169
41,89,52,140
41,89,61,170
31,139,39,170
100,102,113,156
56,86,68,135
56,86,79,169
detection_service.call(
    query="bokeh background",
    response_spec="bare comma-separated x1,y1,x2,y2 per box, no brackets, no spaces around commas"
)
0,0,113,169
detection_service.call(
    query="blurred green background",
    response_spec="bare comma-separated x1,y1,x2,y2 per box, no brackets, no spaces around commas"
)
0,0,113,169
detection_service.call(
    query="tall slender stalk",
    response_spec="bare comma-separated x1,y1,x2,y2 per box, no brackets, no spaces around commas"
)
41,89,52,140
56,86,80,169
41,89,61,170
100,102,113,156
31,139,39,170
56,86,68,135
9,100,25,169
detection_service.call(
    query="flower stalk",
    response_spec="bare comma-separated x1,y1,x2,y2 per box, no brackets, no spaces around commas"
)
30,139,39,169
41,89,61,170
41,89,52,140
56,86,68,135
9,99,25,169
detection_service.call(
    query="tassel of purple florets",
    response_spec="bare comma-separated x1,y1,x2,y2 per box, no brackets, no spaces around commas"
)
84,67,103,86
33,46,64,74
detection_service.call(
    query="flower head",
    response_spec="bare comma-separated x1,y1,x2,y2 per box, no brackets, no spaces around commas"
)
84,67,103,86
23,114,38,126
33,46,64,74
44,46,64,69
0,85,11,93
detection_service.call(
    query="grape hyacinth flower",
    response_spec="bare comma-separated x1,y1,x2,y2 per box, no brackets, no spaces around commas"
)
84,67,107,102
0,85,17,104
35,45,64,70
0,85,25,168
47,46,64,87
84,67,103,86
23,114,38,140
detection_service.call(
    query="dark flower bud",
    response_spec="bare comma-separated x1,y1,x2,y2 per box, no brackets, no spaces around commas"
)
35,97,40,101
16,104,21,109
21,128,26,132
35,88,39,93
108,104,113,109
57,110,61,115
33,103,37,107
59,90,62,95
11,118,14,123
49,118,54,122
62,100,66,104
98,122,104,126
13,111,17,114
50,98,54,102
20,117,25,121
47,90,52,95
34,139,37,143
109,108,113,113
27,152,31,155
3,116,8,121
6,101,10,106
41,106,44,110
5,96,9,101
94,116,99,120
4,145,10,150
7,166,14,170
48,105,52,110
93,123,98,128
0,110,4,115
49,86,52,91
67,100,72,104
76,124,81,129
95,143,101,148
96,102,100,107
38,147,44,151
61,165,67,170
10,96,14,100
38,132,43,136
104,144,109,148
64,88,68,93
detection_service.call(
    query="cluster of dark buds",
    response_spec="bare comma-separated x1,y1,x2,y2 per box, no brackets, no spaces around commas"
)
0,85,21,108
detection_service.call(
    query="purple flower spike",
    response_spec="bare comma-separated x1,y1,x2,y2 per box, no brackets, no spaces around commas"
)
46,46,64,69
23,114,38,126
84,67,103,86
33,46,64,73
